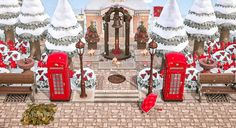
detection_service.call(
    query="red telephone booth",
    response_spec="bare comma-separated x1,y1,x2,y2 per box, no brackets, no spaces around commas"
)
162,52,187,101
47,52,71,101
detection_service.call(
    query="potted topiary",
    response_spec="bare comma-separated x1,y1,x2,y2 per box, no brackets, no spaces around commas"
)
85,22,100,49
134,21,149,49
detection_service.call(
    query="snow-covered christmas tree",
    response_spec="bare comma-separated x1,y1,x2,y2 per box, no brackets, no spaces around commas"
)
16,0,49,60
0,0,20,42
184,0,218,56
45,0,83,61
215,0,236,43
150,0,189,53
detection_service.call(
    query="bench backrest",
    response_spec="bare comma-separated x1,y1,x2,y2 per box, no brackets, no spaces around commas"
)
0,72,34,84
199,73,235,84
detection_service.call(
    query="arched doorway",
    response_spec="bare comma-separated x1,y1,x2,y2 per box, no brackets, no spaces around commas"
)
102,6,132,60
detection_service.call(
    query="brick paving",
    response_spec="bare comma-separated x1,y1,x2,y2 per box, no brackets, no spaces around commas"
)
1,100,236,128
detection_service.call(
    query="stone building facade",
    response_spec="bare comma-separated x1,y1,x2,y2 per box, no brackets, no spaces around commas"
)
84,0,150,38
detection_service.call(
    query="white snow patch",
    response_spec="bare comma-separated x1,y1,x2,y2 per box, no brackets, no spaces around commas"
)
51,0,77,28
16,26,48,36
215,6,236,14
185,13,216,24
45,40,77,53
48,26,82,39
185,26,218,36
19,14,49,24
0,7,20,14
0,0,19,6
216,0,236,7
21,0,46,14
0,18,18,26
148,39,188,52
157,0,183,28
152,26,187,39
190,0,215,14
216,18,236,26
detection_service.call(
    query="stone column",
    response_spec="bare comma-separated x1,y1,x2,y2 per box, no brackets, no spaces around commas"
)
125,21,130,55
104,22,109,56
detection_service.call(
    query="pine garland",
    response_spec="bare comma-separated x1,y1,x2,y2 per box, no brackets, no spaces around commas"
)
47,32,83,46
187,32,220,42
150,32,188,46
184,20,217,30
49,23,81,31
188,11,215,17
21,12,46,17
154,22,184,31
215,4,236,8
215,12,236,20
17,20,49,30
0,12,20,20
0,4,19,8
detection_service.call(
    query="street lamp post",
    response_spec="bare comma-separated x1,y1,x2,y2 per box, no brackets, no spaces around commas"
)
148,40,158,95
76,40,87,98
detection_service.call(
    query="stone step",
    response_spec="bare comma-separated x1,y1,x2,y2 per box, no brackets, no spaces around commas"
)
95,93,139,98
94,98,139,103
95,90,138,94
94,90,139,103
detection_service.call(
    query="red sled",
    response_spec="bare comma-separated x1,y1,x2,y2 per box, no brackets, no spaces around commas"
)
140,93,157,113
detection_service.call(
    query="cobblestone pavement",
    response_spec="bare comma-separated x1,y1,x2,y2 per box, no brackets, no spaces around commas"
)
1,100,236,128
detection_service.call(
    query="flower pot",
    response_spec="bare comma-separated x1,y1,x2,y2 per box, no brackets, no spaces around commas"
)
88,42,97,50
137,42,146,49
17,58,34,73
199,58,217,72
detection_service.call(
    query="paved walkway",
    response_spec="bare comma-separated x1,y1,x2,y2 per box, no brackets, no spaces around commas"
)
1,100,236,128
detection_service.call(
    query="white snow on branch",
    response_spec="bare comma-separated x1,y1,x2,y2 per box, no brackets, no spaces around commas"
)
16,26,48,36
51,0,77,28
185,26,218,36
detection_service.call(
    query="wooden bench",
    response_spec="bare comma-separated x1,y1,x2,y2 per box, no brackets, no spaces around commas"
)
0,72,37,102
197,73,236,102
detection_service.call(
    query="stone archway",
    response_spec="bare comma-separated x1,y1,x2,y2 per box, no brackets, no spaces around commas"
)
102,6,132,60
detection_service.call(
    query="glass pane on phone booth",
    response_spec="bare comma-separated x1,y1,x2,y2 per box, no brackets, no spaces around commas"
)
52,73,64,95
170,74,181,95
